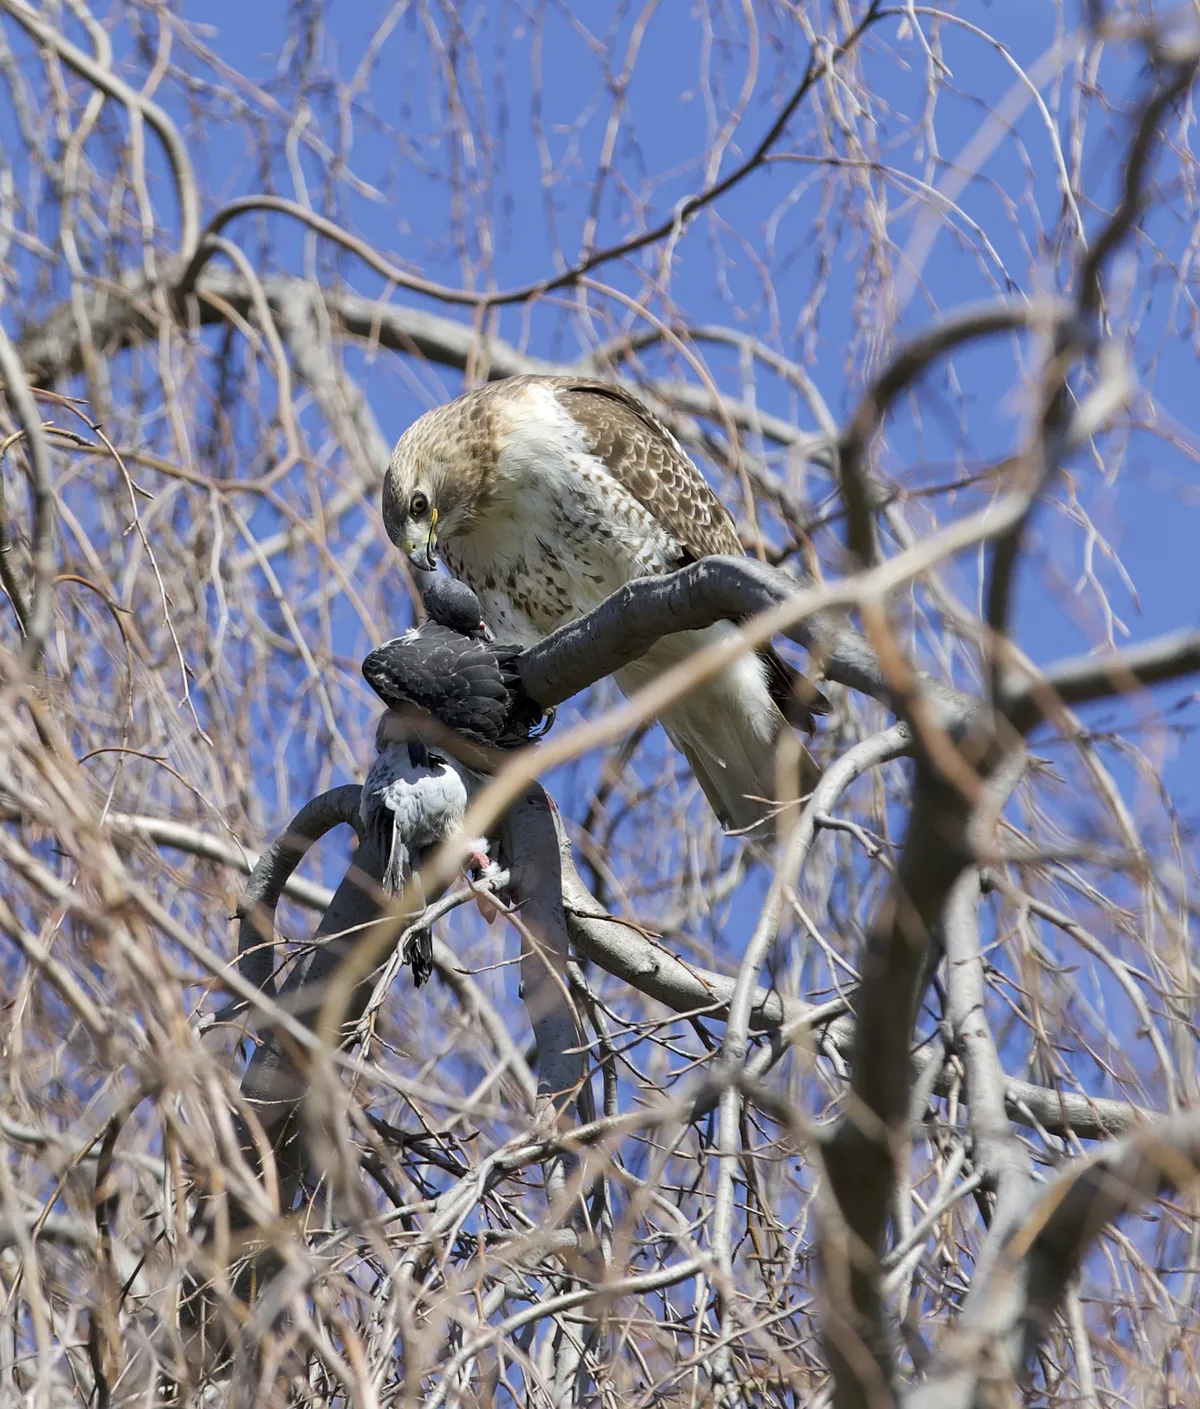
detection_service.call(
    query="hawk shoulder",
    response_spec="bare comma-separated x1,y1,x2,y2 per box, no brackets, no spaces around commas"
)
549,378,743,563
546,377,829,729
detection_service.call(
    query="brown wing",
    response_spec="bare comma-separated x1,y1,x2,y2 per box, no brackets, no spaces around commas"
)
550,378,744,561
550,377,829,730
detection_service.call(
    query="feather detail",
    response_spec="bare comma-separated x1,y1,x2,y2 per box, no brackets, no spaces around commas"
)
359,742,483,984
757,644,829,734
363,626,547,748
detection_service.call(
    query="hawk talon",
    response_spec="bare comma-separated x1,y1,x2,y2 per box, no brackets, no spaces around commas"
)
529,706,556,740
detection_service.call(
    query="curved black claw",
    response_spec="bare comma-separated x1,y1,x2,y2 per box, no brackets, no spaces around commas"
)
529,706,556,741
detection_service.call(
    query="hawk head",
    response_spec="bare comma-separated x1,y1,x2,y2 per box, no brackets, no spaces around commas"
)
383,389,498,572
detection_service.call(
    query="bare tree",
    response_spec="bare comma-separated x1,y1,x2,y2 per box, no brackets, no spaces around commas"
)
0,2,1198,1405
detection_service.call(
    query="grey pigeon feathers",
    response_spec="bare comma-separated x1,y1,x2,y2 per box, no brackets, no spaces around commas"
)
359,576,546,987
362,577,549,749
360,737,486,985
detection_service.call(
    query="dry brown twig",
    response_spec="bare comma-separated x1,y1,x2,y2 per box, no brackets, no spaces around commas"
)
0,5,1197,1407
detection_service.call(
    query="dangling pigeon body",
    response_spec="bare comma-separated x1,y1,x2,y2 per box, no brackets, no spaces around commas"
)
362,576,549,749
359,737,492,985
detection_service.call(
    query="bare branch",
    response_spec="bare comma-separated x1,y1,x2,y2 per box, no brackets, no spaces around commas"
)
908,1112,1200,1409
820,764,977,1407
1,9,1194,1401
1077,43,1200,317
229,786,363,1003
836,302,1069,568
0,322,54,662
1003,624,1200,733
517,553,957,717
106,804,1153,1142
0,0,199,254
102,810,339,913
176,7,888,315
941,869,1030,1198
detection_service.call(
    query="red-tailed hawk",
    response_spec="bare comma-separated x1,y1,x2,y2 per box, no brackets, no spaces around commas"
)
381,375,827,834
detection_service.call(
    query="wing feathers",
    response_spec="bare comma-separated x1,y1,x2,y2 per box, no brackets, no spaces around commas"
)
362,626,547,748
552,379,745,563
551,378,830,734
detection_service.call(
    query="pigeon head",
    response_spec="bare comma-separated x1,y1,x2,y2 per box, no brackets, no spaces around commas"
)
422,575,491,640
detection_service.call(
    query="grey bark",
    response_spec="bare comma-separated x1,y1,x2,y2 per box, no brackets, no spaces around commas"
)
225,785,363,1007
516,553,901,712
181,826,388,1365
109,809,1148,1142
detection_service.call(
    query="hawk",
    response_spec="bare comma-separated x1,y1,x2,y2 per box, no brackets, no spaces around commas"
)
382,375,827,834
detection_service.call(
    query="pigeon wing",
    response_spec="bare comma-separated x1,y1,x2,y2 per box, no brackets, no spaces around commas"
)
364,627,512,742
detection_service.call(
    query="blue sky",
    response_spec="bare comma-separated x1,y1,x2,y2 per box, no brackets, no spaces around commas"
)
3,1,1195,1108
0,4,1196,1389
168,0,1198,736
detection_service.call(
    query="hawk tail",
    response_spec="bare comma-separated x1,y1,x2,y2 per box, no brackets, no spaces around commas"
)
657,657,822,838
671,723,822,839
757,643,830,734
616,625,823,838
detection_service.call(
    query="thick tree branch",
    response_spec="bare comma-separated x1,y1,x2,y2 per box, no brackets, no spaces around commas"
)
229,786,364,1003
22,269,829,490
710,725,911,1404
984,44,1197,676
99,806,1148,1143
1002,625,1200,733
518,554,920,713
941,869,1031,1200
820,758,982,1409
811,44,1199,1402
499,789,586,1127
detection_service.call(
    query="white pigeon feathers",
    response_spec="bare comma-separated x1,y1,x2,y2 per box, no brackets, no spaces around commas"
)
360,736,494,984
360,738,475,890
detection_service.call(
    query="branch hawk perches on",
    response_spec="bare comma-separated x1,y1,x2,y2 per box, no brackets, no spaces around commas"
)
382,375,827,835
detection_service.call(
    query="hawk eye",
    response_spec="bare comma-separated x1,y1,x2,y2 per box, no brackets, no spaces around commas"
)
410,491,429,518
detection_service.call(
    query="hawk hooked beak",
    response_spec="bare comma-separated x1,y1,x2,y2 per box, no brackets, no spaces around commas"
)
403,507,439,572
